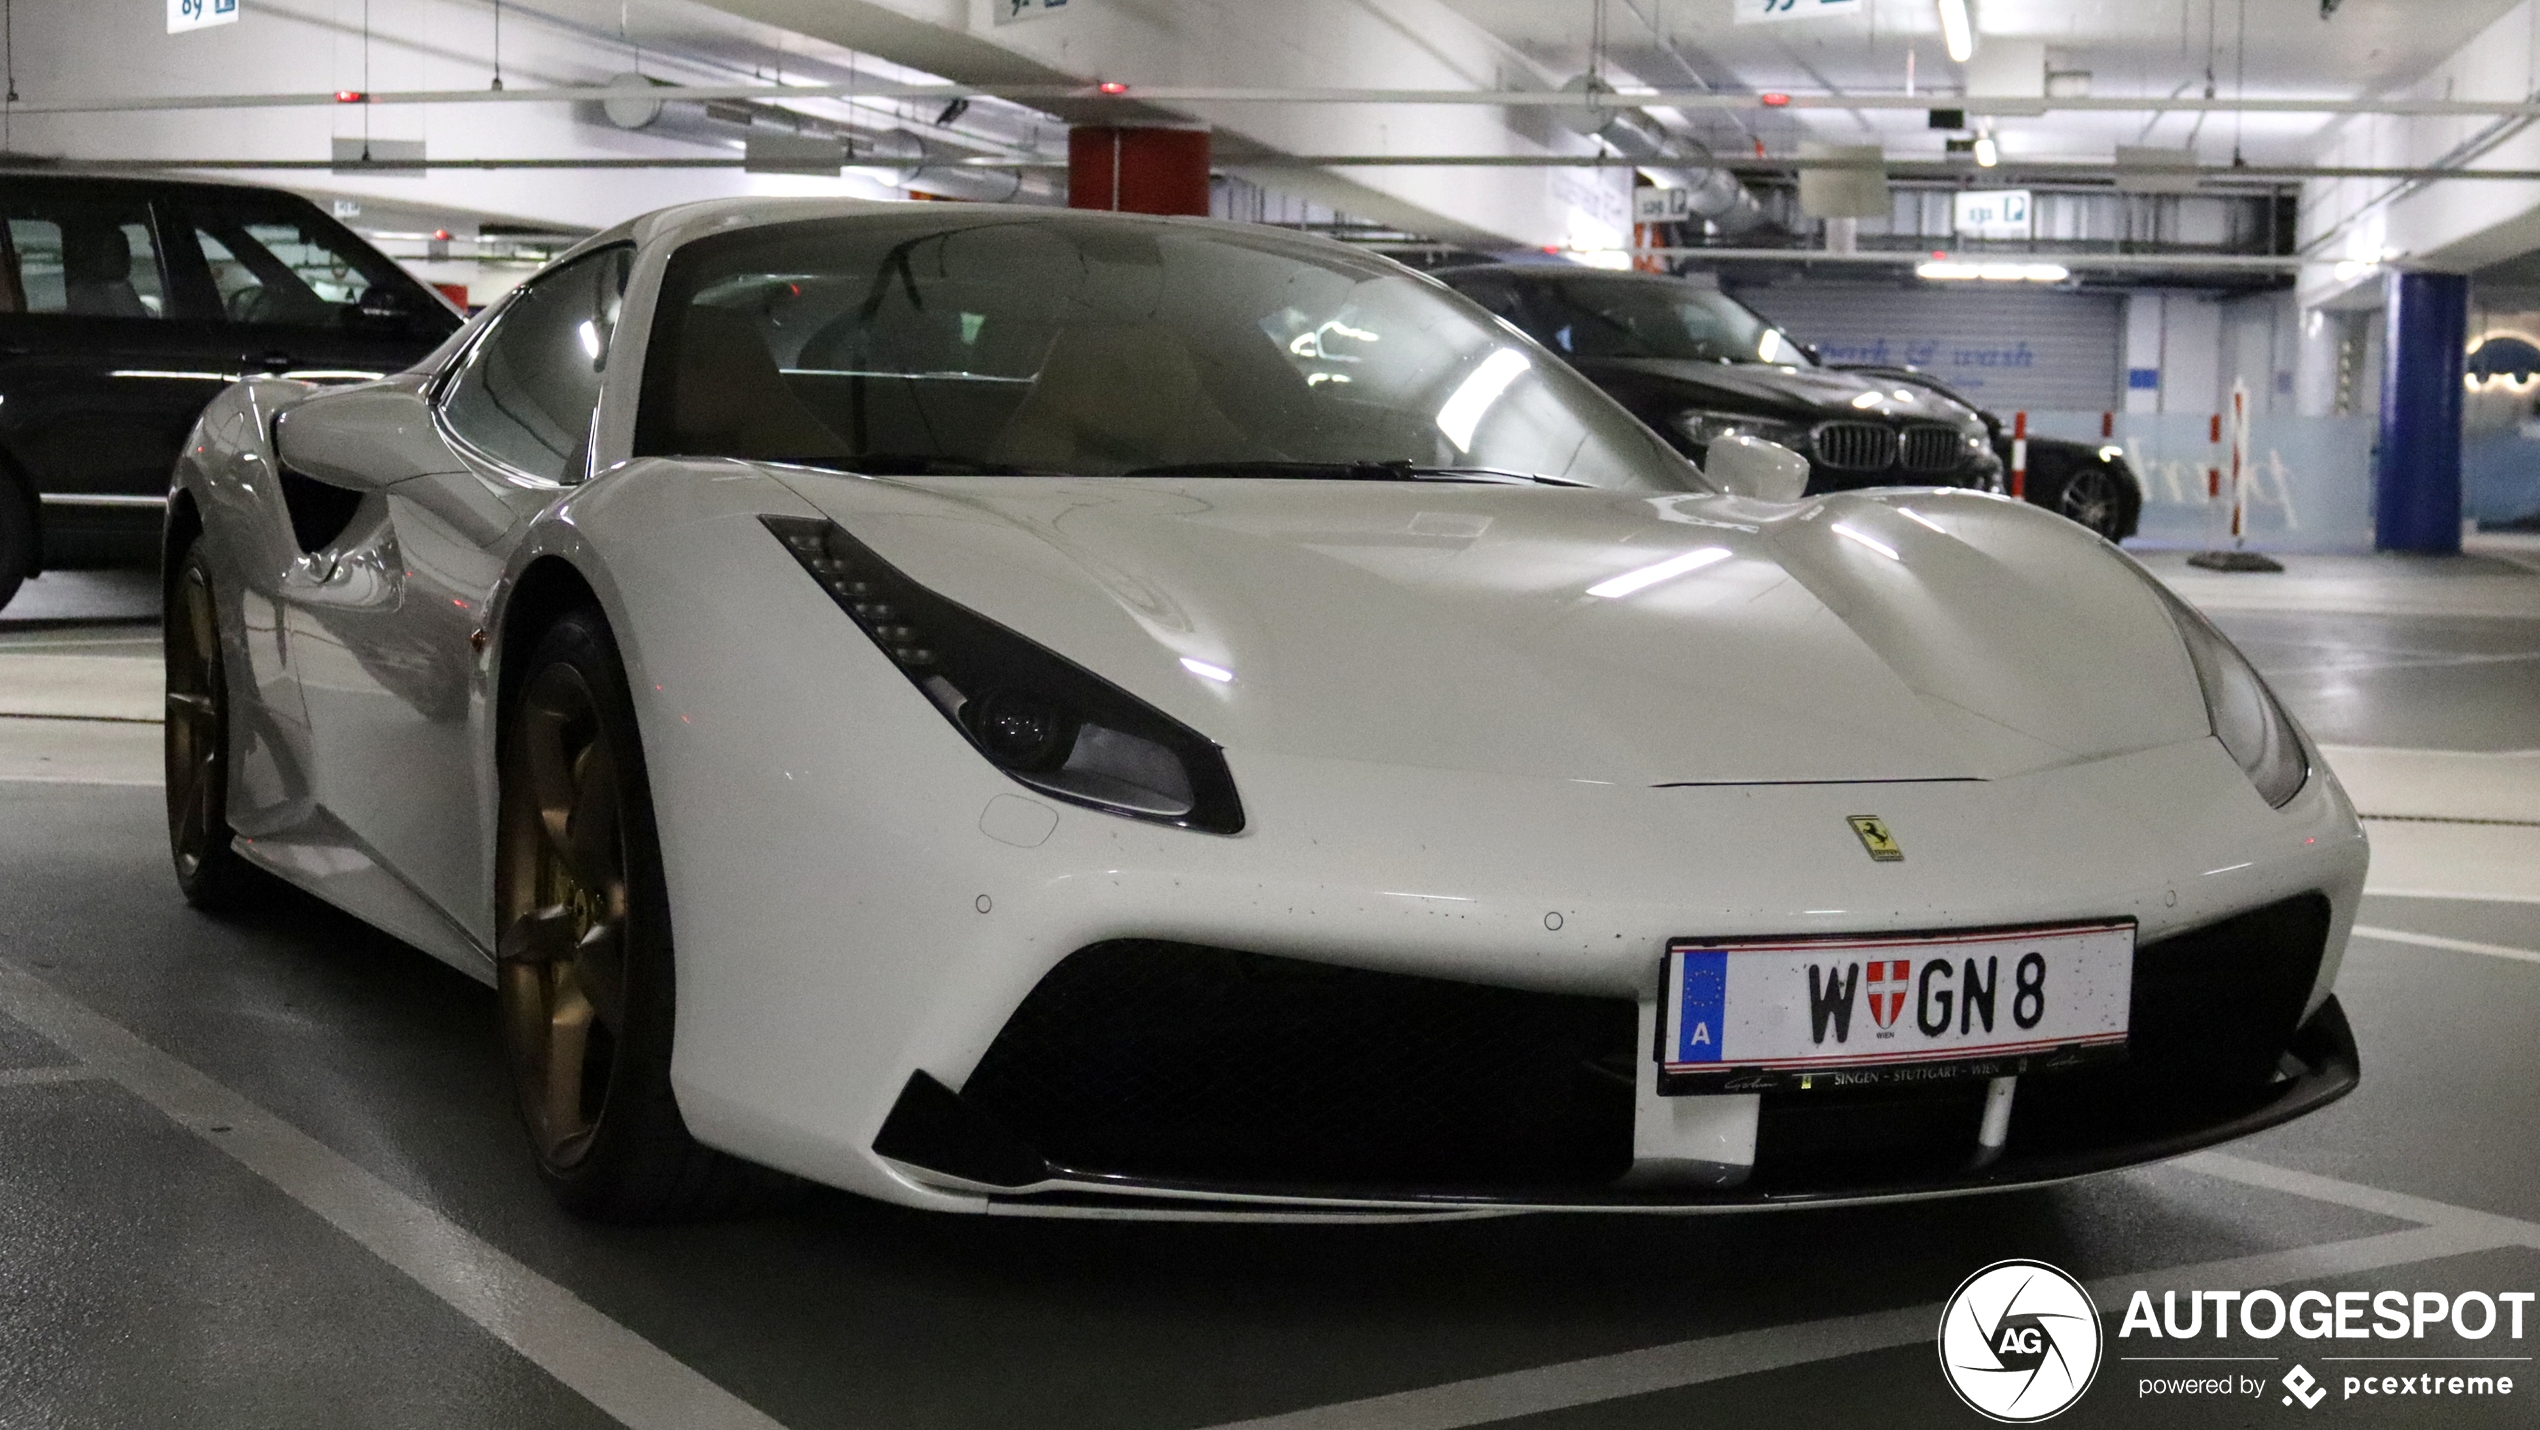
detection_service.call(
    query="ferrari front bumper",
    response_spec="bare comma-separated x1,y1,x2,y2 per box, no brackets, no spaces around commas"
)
865,901,2360,1217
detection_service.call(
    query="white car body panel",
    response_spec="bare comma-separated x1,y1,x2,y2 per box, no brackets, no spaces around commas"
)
166,199,2368,1218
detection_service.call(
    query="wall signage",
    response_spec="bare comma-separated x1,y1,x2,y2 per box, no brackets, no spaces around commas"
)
1954,189,2034,240
1736,0,1863,23
168,0,239,33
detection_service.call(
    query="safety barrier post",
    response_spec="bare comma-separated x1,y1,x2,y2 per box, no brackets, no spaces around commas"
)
2010,411,2027,498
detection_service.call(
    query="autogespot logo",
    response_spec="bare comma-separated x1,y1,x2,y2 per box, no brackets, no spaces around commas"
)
1938,1260,2105,1421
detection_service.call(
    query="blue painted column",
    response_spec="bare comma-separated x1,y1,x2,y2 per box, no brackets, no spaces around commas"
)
2376,271,2468,554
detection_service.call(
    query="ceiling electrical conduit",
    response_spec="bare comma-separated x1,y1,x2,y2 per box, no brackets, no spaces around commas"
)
19,83,2540,120
65,155,2540,186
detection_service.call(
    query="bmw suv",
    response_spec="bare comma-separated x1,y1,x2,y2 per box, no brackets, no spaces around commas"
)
1435,265,2002,496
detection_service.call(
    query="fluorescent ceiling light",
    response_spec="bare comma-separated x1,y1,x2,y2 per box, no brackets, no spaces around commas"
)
1937,0,1974,63
1586,546,1732,599
1179,657,1235,683
1436,348,1531,453
1916,260,2068,283
1972,134,1999,168
1831,523,1901,561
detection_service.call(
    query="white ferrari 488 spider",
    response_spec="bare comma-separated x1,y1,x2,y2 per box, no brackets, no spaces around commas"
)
164,200,2364,1220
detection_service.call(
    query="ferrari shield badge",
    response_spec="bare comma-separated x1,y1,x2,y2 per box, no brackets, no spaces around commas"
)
1849,815,1903,862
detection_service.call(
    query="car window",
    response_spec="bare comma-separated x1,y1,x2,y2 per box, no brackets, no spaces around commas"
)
438,247,632,483
189,209,390,326
633,215,1700,492
0,199,169,319
1499,278,1808,367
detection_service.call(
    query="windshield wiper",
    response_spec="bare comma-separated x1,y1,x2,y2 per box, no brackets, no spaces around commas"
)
1121,460,1590,487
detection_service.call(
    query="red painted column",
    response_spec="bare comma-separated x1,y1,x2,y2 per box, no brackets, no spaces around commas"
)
1067,127,1211,215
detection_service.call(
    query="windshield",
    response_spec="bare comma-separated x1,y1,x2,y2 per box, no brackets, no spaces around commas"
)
633,214,1701,492
1479,275,1809,367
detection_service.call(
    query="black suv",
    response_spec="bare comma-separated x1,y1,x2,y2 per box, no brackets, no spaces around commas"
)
1435,265,2002,496
0,172,462,609
1839,364,2141,541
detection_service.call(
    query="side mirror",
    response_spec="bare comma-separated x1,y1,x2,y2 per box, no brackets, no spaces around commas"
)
1705,433,1810,502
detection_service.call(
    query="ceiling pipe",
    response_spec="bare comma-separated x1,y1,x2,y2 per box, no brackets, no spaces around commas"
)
47,155,2540,185
15,83,2540,119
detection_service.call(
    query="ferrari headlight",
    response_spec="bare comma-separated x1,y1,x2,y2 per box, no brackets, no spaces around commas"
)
764,515,1245,834
2145,578,2308,808
1675,409,1810,452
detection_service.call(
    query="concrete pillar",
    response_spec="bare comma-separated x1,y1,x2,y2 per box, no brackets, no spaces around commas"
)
2375,271,2469,554
2123,293,2164,415
1068,127,1211,216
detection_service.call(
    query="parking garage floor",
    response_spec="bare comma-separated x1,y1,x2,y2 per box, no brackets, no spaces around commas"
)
2,549,2537,1430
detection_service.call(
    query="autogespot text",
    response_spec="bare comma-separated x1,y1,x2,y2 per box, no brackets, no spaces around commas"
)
2120,1288,2531,1406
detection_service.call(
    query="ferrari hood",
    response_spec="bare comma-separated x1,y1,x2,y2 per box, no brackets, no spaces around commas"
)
765,472,2208,787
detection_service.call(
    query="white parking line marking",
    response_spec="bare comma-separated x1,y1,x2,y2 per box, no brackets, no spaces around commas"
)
2179,1151,2540,1243
2368,888,2540,908
0,959,787,1430
2350,925,2540,966
0,1063,103,1087
1195,1157,2540,1430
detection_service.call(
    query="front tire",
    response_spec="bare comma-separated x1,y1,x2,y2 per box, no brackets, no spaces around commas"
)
164,543,256,909
495,607,783,1221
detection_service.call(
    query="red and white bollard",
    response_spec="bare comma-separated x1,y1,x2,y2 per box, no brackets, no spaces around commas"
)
2206,412,2223,502
2010,411,2028,499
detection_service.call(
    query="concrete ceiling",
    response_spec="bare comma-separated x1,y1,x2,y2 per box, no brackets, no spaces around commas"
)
1435,0,2531,162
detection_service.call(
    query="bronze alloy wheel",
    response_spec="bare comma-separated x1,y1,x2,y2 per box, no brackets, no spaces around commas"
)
494,608,783,1219
2057,465,2128,541
164,546,250,907
497,656,633,1171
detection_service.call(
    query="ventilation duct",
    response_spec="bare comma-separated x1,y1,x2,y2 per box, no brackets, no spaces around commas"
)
1557,75,1773,238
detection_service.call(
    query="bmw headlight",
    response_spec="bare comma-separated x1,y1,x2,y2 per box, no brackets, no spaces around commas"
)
764,515,1245,833
2144,577,2308,808
1675,409,1811,453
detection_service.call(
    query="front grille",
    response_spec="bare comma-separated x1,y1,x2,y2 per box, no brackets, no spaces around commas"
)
959,941,1638,1191
1900,424,1965,474
1748,892,2333,1193
1813,422,1899,472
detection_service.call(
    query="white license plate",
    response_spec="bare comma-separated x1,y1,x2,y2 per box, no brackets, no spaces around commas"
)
1659,921,2134,1091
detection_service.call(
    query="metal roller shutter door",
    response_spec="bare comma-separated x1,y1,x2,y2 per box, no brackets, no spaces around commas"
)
1734,283,2123,412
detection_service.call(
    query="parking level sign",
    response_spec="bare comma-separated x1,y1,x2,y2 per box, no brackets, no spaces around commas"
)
1953,189,2034,240
168,0,239,33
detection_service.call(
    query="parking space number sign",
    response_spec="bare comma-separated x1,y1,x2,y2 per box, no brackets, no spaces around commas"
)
169,0,240,33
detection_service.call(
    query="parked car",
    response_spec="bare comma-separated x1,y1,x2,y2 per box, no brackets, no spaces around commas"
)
170,201,2360,1221
1839,364,2142,542
0,171,462,610
1433,264,2004,496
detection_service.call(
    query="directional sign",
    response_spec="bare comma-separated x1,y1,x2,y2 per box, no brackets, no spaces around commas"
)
1736,0,1863,23
1953,189,2034,240
168,0,239,33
